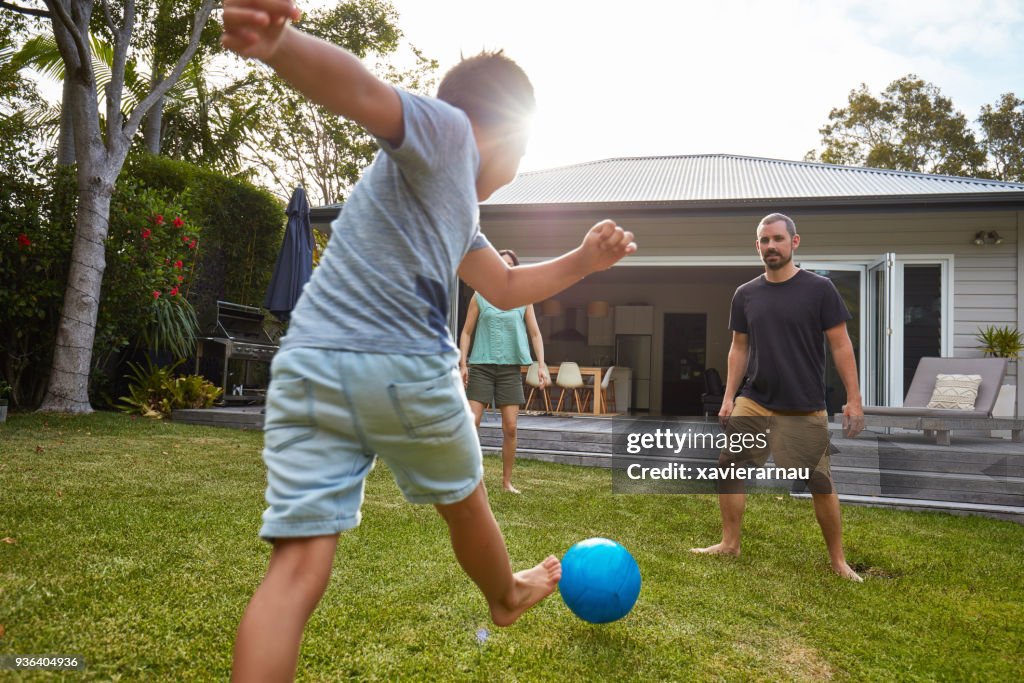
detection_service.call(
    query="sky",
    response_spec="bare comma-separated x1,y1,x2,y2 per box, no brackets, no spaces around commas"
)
365,0,1024,172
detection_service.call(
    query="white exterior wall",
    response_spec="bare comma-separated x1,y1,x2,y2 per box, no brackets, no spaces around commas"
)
481,208,1021,413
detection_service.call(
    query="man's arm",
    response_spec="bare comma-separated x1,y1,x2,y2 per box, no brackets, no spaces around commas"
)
221,1,403,145
458,220,636,310
825,322,864,438
719,331,750,427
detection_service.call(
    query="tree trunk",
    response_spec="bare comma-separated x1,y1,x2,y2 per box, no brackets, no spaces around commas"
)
142,70,164,154
38,172,116,413
142,96,163,154
57,77,76,165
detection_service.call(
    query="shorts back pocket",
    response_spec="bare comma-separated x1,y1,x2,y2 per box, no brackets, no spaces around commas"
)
388,369,469,440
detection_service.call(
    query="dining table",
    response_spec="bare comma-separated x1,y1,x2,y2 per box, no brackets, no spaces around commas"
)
521,365,607,415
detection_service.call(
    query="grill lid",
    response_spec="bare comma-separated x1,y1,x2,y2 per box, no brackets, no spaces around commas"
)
214,301,274,344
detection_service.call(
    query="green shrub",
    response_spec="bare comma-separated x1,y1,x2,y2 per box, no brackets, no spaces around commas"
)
98,182,202,370
0,163,73,408
2,152,284,409
124,154,285,328
118,358,223,418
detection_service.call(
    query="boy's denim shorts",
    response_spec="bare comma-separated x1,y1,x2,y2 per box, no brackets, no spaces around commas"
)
259,347,482,540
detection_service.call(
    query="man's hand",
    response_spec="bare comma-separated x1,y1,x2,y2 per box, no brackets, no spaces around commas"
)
538,367,550,389
578,220,637,273
718,398,734,429
842,399,864,439
221,0,302,62
460,365,469,387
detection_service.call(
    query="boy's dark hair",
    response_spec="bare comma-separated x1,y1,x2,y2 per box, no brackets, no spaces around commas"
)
437,50,535,129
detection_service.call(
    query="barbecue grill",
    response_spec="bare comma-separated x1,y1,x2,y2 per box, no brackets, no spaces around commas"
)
194,301,278,404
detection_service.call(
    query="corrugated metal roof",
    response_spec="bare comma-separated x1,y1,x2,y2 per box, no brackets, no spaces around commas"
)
482,154,1024,206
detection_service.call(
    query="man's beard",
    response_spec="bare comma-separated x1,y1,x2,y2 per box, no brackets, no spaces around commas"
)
762,250,792,270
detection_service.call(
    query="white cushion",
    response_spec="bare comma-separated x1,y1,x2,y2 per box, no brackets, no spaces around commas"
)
926,374,983,410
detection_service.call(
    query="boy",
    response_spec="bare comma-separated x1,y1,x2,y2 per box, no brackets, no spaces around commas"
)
222,2,638,680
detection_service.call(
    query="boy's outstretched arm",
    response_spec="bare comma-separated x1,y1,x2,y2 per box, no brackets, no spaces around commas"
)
459,219,637,310
221,0,403,145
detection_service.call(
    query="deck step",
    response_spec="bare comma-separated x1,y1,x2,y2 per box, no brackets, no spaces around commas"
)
790,492,1024,521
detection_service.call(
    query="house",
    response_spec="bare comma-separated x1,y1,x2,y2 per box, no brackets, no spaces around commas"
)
311,154,1024,417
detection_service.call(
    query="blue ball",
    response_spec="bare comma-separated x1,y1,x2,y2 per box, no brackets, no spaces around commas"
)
560,538,641,623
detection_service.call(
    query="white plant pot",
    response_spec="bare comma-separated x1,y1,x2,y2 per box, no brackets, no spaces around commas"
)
991,384,1016,439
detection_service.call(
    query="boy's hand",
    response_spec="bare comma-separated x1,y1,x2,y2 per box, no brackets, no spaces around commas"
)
578,220,637,273
221,0,303,62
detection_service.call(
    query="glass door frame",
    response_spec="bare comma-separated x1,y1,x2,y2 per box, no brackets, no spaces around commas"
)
892,256,954,404
867,254,897,407
800,261,871,407
803,254,953,408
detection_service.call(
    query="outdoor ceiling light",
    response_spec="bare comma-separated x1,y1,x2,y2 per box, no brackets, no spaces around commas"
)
973,230,986,245
987,231,1003,245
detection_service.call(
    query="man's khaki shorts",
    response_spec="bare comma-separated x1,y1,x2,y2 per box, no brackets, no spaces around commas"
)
719,396,833,493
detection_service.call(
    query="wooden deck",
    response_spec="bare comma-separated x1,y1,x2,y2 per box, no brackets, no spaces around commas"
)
172,408,1024,522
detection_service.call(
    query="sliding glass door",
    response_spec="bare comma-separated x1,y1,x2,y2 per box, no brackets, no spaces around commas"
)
806,254,949,409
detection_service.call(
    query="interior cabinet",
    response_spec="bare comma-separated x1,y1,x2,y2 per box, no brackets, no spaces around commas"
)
614,305,653,334
587,313,614,346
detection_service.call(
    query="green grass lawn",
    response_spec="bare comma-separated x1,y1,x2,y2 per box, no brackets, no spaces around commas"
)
1,411,1022,682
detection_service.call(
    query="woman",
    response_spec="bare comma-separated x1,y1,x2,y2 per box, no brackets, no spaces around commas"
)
459,249,548,493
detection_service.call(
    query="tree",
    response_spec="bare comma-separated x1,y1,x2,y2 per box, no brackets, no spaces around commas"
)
236,1,438,205
806,75,987,177
13,0,215,413
978,93,1024,183
9,1,222,165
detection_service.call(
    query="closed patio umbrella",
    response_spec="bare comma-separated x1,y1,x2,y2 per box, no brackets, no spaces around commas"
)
264,186,314,322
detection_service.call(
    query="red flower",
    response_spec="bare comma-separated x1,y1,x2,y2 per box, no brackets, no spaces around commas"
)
154,215,165,225
152,290,161,299
17,233,31,248
141,228,152,239
181,236,190,244
170,286,180,296
172,216,184,228
174,260,183,269
177,275,184,282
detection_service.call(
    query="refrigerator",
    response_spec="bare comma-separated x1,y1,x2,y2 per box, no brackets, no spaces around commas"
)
615,334,652,411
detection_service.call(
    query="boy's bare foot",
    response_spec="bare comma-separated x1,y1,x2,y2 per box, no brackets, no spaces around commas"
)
502,484,521,494
490,555,561,627
831,561,863,582
690,542,740,557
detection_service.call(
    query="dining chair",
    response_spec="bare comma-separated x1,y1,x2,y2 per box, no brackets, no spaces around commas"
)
554,362,585,412
580,365,616,413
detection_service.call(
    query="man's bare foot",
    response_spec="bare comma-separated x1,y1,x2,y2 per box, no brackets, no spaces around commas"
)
490,555,561,627
832,561,863,582
690,542,740,557
503,483,521,494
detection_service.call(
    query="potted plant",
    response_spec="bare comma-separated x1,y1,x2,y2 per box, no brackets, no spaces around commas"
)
0,378,10,424
976,325,1024,361
976,325,1022,432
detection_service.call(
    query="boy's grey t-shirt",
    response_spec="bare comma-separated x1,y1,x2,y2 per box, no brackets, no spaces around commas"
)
281,89,489,357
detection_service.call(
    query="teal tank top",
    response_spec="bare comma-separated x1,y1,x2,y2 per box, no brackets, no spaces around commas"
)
468,293,533,365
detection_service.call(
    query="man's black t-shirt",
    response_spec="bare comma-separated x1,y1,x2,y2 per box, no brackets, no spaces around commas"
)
729,269,851,411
